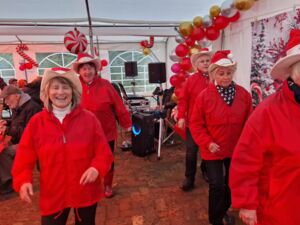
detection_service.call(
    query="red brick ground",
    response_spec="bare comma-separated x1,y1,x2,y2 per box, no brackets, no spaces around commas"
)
0,141,244,225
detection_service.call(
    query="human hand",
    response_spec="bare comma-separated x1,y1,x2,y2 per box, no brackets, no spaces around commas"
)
125,127,132,132
208,142,220,153
80,167,99,185
20,183,34,203
239,209,257,225
177,118,185,129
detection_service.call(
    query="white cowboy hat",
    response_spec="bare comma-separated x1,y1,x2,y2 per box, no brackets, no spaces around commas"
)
271,29,300,80
190,48,213,70
72,52,100,73
208,50,237,73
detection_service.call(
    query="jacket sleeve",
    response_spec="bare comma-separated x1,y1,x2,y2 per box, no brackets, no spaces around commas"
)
12,118,38,192
177,80,189,119
229,107,273,210
189,94,213,149
90,117,114,177
108,84,132,129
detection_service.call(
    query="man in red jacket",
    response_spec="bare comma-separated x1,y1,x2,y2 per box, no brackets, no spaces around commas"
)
230,29,300,225
177,48,212,191
73,53,132,198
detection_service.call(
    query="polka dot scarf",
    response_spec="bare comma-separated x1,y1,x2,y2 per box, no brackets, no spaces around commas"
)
216,82,236,106
288,78,300,104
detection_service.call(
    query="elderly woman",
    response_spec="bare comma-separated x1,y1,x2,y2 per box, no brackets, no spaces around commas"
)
73,53,131,198
190,50,252,225
177,48,212,191
12,68,114,225
230,29,300,225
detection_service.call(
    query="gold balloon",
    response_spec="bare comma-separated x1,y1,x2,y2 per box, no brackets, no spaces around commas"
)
171,93,178,103
210,5,221,18
179,22,194,36
143,48,151,55
234,0,255,11
189,47,200,55
193,16,203,27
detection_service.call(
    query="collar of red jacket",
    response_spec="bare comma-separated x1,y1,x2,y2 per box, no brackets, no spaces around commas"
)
43,105,83,122
79,75,100,88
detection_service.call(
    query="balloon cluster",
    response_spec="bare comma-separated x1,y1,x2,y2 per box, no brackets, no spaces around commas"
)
140,36,154,55
16,44,39,71
169,0,257,98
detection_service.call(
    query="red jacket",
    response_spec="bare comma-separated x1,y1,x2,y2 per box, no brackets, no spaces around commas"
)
12,106,114,216
80,77,132,141
177,72,209,127
230,81,300,225
190,83,252,160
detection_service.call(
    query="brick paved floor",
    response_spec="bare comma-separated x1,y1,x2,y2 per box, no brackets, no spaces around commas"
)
0,141,244,225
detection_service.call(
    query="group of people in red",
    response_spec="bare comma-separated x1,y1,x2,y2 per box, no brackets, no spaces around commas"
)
6,28,300,225
177,29,300,225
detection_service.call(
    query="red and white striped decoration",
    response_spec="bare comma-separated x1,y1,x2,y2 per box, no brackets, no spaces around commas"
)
64,28,88,54
16,44,39,67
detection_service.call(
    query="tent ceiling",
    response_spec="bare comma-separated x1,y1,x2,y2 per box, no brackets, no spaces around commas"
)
0,0,224,43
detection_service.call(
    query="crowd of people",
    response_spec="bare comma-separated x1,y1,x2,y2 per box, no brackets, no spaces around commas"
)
0,29,299,225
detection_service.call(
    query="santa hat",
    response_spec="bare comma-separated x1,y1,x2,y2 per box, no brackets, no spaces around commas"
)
271,29,300,80
208,50,237,73
190,48,213,70
40,67,82,102
73,53,100,73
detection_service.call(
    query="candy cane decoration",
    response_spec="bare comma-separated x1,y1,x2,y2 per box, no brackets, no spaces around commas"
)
140,36,155,48
16,44,39,67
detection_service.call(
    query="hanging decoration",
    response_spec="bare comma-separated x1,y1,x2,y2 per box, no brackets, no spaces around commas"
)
16,44,39,71
140,36,155,55
169,0,259,100
64,28,88,54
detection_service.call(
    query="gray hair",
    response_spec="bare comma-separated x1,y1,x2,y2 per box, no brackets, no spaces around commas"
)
43,77,81,111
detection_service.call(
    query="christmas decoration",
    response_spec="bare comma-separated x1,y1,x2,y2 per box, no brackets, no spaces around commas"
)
64,28,88,54
16,44,39,68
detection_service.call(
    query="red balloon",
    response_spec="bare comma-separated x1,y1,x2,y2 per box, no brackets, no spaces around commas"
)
177,72,188,81
180,58,192,71
205,27,220,41
214,16,230,30
191,27,205,41
228,11,240,22
25,63,33,69
170,75,181,87
19,64,25,71
101,59,108,67
171,63,181,73
185,36,195,47
175,44,189,57
140,40,147,48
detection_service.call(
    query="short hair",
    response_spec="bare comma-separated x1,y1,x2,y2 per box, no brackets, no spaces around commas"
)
78,62,97,72
209,66,236,82
43,77,81,111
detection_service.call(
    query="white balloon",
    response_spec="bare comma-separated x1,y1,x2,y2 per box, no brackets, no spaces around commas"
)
169,50,182,62
203,15,213,28
175,35,185,44
197,39,212,48
221,0,238,18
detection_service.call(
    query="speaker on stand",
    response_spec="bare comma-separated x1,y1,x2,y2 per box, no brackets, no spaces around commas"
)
148,62,167,160
124,61,138,95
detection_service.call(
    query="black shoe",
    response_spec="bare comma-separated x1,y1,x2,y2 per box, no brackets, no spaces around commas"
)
223,214,235,225
180,177,195,192
0,180,14,195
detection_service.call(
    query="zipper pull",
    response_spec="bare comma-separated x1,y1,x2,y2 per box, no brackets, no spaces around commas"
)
63,135,66,144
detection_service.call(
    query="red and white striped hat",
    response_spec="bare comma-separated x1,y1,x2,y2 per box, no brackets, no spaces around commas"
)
208,50,237,73
271,29,300,80
72,53,100,73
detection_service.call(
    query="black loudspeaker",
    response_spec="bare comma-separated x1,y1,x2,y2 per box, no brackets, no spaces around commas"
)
124,61,138,77
132,112,155,157
148,62,166,84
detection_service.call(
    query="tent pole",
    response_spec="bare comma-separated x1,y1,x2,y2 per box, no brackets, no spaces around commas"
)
85,0,94,56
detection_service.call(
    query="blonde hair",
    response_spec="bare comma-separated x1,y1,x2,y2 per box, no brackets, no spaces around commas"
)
291,61,300,80
209,66,236,82
43,77,81,111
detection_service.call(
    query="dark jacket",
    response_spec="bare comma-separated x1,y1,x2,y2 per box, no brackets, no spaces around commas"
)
7,93,42,144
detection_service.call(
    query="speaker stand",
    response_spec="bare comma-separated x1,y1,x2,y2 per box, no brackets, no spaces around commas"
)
157,84,164,160
131,78,136,96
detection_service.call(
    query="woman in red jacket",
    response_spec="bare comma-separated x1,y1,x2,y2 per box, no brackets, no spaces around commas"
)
230,29,300,225
12,68,114,225
190,50,252,225
73,53,131,198
177,48,212,191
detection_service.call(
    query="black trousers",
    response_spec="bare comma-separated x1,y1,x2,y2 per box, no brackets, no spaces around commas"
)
184,128,199,179
204,158,231,225
108,141,115,171
41,203,97,225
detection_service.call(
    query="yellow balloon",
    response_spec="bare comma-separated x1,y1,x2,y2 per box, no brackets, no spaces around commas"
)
171,93,178,103
179,22,194,37
234,0,255,11
193,16,203,27
143,48,151,55
189,47,200,55
210,5,221,18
